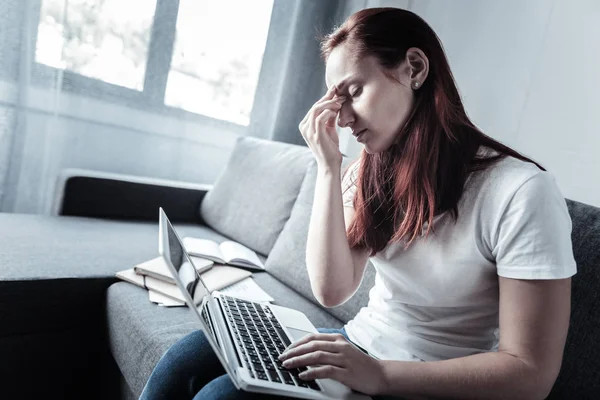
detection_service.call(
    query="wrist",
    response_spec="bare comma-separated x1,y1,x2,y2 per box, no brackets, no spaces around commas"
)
316,162,341,177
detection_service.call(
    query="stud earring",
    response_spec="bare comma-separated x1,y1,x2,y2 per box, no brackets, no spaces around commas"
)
413,81,420,88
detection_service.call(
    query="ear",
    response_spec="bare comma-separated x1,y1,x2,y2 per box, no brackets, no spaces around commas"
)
405,47,429,90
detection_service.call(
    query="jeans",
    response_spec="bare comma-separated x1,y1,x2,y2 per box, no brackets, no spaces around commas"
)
140,328,402,400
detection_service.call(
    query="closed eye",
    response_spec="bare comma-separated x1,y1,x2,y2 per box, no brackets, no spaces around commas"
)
350,87,362,97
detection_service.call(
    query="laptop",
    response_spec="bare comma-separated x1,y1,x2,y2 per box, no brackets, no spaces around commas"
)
158,208,371,400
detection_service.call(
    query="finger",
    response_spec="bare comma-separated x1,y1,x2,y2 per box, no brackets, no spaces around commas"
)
323,85,337,100
282,350,345,369
279,339,343,361
314,109,338,135
299,365,346,383
315,86,344,108
312,97,345,117
301,97,341,139
281,333,343,354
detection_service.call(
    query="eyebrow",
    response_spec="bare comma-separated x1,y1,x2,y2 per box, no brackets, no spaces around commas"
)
334,74,359,93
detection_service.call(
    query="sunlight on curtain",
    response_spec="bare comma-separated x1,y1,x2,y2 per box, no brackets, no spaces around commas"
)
0,0,277,214
35,0,156,91
165,0,273,126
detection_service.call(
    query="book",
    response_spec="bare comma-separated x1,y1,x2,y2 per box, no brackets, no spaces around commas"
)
148,290,185,307
116,268,195,304
116,263,252,304
217,277,274,303
182,237,265,271
134,256,214,284
147,276,274,306
199,265,252,292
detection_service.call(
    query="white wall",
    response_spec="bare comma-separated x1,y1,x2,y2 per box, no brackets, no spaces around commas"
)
341,0,600,207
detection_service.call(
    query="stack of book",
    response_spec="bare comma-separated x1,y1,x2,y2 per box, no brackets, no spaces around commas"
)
116,238,273,307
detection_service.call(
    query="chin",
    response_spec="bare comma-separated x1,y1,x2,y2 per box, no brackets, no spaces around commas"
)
362,142,387,154
363,146,377,154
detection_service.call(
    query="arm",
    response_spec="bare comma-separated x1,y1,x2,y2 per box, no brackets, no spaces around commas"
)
306,166,370,307
378,276,571,400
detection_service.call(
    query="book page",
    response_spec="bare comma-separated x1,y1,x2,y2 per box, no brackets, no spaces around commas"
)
149,290,185,307
220,241,265,269
199,265,252,292
189,256,215,273
218,277,274,303
183,237,225,264
135,256,213,284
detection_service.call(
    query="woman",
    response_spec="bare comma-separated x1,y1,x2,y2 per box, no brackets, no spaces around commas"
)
141,8,576,400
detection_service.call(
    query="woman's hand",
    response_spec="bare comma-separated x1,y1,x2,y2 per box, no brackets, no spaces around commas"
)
278,333,386,396
298,86,346,170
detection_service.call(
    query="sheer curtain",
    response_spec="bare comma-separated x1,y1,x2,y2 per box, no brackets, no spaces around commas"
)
0,0,343,215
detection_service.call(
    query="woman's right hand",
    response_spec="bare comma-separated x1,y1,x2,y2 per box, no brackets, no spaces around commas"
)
299,86,346,169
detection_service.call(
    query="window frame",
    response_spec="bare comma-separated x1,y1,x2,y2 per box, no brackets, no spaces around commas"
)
30,0,280,132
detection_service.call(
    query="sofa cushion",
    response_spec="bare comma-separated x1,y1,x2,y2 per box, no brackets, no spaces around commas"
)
549,199,600,399
265,161,376,324
107,283,198,399
200,137,312,256
107,274,342,398
0,213,159,280
0,213,234,280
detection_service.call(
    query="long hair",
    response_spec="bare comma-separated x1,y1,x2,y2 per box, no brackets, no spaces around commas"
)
320,8,544,254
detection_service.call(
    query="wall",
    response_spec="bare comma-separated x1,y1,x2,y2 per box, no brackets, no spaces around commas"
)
340,0,600,207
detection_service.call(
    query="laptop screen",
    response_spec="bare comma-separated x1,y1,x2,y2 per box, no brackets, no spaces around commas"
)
159,208,228,361
161,210,210,305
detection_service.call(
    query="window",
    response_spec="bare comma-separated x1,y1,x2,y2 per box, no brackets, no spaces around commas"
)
35,0,156,91
34,0,275,126
164,0,273,125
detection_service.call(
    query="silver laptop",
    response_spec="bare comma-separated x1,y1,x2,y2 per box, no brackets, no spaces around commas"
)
158,208,371,399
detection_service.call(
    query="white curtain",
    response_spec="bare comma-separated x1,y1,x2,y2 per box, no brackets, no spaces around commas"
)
0,0,343,215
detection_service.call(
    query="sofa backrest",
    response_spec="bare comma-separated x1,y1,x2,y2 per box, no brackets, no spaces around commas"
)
265,160,376,323
200,136,313,256
548,199,600,399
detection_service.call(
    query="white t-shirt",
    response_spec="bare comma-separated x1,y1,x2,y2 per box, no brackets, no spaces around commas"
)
342,152,577,362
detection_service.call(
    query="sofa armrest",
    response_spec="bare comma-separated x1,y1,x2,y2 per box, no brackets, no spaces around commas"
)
53,168,213,223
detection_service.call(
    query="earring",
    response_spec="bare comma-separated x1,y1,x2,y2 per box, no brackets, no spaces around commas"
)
413,81,420,88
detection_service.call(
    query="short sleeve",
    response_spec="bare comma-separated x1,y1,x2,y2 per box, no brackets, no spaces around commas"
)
493,171,577,280
341,162,359,208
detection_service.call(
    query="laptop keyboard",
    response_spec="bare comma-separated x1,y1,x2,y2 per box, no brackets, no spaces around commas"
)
220,295,321,391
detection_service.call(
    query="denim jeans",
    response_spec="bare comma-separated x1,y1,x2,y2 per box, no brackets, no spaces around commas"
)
140,328,402,400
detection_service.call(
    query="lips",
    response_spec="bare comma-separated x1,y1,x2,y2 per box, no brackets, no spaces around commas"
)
353,129,367,141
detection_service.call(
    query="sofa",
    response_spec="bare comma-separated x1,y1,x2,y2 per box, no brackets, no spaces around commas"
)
1,136,598,400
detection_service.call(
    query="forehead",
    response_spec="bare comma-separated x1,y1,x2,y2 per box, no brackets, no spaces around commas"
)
325,45,381,89
325,46,359,89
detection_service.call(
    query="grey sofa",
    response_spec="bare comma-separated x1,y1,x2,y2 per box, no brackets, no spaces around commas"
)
1,136,598,400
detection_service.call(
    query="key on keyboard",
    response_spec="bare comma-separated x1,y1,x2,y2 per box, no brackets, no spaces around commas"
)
221,296,321,391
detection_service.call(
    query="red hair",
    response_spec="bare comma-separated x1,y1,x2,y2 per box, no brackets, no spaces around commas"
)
321,8,544,254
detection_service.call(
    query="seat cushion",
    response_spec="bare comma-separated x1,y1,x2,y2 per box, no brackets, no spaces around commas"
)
200,136,313,256
0,213,231,280
107,283,199,399
107,275,342,399
266,161,376,324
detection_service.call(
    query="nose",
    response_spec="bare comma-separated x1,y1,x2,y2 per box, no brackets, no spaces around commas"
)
337,103,354,129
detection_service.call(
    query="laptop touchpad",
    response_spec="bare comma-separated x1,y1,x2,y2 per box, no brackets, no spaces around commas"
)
269,305,317,333
286,327,313,342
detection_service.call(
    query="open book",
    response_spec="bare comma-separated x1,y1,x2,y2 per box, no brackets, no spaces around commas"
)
183,238,265,271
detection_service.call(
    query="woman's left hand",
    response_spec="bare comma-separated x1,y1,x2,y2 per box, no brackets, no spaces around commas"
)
278,333,386,396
